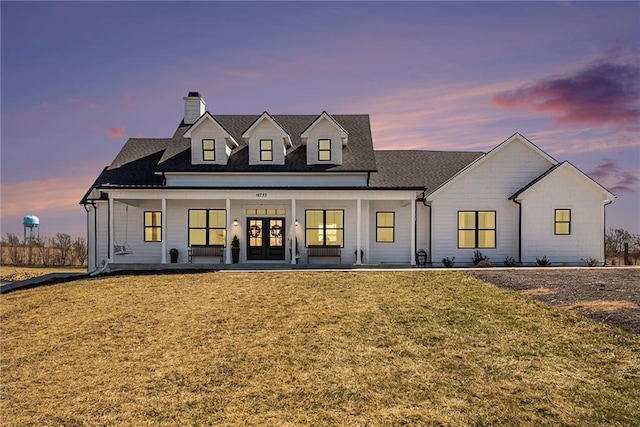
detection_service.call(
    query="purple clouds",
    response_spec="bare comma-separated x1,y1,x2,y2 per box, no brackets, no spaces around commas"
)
493,60,640,129
589,160,638,194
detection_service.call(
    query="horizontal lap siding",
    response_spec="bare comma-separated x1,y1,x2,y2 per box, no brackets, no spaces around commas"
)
369,201,411,264
167,200,226,264
431,140,553,266
112,200,162,263
297,200,357,264
521,167,606,264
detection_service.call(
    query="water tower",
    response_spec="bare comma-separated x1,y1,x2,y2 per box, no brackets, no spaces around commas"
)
23,215,40,243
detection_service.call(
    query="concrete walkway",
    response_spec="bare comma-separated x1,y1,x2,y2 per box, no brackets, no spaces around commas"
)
0,272,89,294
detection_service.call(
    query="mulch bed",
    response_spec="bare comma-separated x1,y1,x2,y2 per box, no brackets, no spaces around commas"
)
468,268,640,335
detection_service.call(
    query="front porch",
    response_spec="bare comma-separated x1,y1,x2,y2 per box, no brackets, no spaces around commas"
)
106,262,419,273
88,188,431,272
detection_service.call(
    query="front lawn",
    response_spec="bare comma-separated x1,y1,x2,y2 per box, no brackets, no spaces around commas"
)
1,272,638,425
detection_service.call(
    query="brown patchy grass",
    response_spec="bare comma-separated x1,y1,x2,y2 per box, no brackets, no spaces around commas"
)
0,266,85,282
521,287,556,297
1,271,639,426
563,300,639,313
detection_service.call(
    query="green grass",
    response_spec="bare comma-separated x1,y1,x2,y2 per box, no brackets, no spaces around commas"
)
1,271,639,426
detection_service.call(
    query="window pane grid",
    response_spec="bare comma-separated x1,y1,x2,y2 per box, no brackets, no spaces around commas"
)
202,139,215,161
260,139,273,161
458,211,496,249
318,139,331,161
376,212,395,242
144,211,162,242
555,209,571,235
305,210,344,247
188,209,226,246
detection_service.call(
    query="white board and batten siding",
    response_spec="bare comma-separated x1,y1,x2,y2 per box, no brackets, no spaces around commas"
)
430,137,554,266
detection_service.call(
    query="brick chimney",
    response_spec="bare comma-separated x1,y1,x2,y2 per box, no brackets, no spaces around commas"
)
183,91,206,125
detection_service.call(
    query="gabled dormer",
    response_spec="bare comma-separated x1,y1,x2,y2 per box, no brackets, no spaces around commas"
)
184,112,239,165
300,111,348,165
242,112,292,166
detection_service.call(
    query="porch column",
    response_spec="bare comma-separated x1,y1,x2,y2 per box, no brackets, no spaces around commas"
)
225,198,231,264
410,198,416,266
108,196,114,262
161,198,167,264
356,199,362,265
291,198,297,265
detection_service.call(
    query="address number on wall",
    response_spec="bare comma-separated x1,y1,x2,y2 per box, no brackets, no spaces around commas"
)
255,193,268,198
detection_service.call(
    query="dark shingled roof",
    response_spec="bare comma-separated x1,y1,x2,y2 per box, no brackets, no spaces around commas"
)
157,114,377,172
80,114,484,203
368,150,483,190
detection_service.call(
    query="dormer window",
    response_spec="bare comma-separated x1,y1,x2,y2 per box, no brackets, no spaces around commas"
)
318,139,331,161
300,112,348,166
202,139,215,161
260,139,273,161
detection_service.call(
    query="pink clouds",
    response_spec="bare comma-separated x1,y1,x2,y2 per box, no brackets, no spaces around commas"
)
493,60,640,129
589,159,638,194
66,95,99,109
107,126,125,138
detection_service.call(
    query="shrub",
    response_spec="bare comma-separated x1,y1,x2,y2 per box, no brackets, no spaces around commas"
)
476,260,492,268
536,256,551,267
504,256,516,266
582,257,598,267
472,250,489,265
442,257,455,268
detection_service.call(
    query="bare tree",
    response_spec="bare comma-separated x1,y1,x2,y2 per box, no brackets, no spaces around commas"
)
52,233,73,265
3,233,22,265
73,237,88,266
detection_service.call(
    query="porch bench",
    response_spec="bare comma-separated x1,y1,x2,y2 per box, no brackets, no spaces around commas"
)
307,245,341,264
188,245,225,264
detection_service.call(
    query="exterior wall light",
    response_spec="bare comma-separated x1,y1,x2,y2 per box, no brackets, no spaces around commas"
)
233,219,239,226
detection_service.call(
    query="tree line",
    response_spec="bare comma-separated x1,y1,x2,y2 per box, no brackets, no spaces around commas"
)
605,228,640,265
1,233,87,266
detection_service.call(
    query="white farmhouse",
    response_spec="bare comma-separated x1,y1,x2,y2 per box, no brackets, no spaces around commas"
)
81,92,615,271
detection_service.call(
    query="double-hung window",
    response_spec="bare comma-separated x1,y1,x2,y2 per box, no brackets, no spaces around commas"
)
305,210,344,247
144,211,162,242
458,211,496,248
202,139,215,161
260,139,273,161
554,209,571,235
376,212,395,242
189,209,226,246
318,139,331,161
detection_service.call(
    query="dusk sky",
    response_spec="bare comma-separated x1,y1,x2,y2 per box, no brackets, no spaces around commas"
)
1,1,639,239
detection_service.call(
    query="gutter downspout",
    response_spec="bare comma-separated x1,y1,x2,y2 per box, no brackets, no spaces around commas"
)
512,198,522,264
417,189,431,265
91,201,98,271
90,260,110,276
83,203,90,273
604,200,613,266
